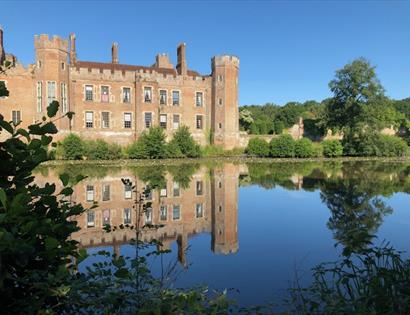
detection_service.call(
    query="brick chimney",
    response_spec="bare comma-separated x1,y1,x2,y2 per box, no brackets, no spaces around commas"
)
0,26,5,65
69,33,76,65
112,42,118,64
176,43,187,75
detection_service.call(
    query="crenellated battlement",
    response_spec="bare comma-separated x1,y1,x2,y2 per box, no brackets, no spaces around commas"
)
212,55,240,68
34,34,68,51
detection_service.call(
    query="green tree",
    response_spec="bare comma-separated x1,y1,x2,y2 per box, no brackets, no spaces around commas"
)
0,81,9,97
0,100,87,313
127,127,167,159
246,138,270,157
270,134,295,157
322,140,343,157
239,108,254,131
169,125,201,158
294,138,315,158
59,133,85,160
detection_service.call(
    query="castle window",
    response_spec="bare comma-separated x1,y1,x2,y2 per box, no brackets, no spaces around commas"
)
86,185,94,201
87,211,95,227
47,81,56,105
61,83,68,113
173,182,180,197
123,87,131,103
37,81,43,113
101,86,109,103
102,209,110,226
218,75,223,82
159,90,167,105
102,184,110,201
172,205,181,221
196,203,204,218
145,207,153,224
196,92,203,107
196,115,203,129
124,112,132,128
61,62,65,70
160,186,167,197
124,208,132,224
173,114,180,129
160,114,167,129
219,123,222,129
101,111,110,128
144,112,152,128
12,110,21,125
145,187,153,201
37,60,42,68
85,85,93,101
85,111,94,128
196,180,203,196
218,98,223,106
144,87,152,103
160,205,167,221
172,91,180,106
124,183,132,199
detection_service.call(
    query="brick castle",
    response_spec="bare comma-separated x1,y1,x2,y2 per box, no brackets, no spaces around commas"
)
0,27,240,149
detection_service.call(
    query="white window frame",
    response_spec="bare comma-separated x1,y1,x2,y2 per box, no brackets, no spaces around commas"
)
102,184,110,201
37,81,43,112
122,87,131,103
196,203,204,218
195,91,203,107
172,204,181,221
173,114,180,130
159,89,167,105
172,90,180,106
85,85,93,101
87,210,95,227
85,111,94,128
144,86,153,103
196,115,203,130
124,208,132,224
101,85,110,103
47,81,57,106
124,112,132,129
12,110,21,125
101,111,110,129
160,114,167,129
160,205,167,221
86,185,94,202
144,112,153,129
61,82,68,114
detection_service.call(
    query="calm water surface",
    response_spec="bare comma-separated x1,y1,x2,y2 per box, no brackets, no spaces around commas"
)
36,160,410,306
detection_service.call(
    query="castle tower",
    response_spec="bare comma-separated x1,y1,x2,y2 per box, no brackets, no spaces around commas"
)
112,42,119,64
211,163,239,254
176,43,187,75
34,34,70,128
0,26,5,65
69,33,76,65
211,55,240,149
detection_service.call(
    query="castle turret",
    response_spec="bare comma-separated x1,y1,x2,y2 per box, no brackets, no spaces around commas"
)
0,26,5,65
211,55,240,149
112,42,119,64
176,43,187,75
34,34,69,124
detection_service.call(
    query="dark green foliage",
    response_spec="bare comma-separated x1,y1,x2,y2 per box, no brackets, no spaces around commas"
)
274,120,284,134
0,101,86,313
294,138,315,158
85,139,122,160
0,80,9,97
343,131,408,157
322,140,343,157
245,138,270,157
59,133,86,160
168,125,201,158
276,102,304,128
394,97,410,120
127,127,167,159
270,134,295,157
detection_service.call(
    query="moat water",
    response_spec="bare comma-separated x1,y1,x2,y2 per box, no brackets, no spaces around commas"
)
36,160,410,307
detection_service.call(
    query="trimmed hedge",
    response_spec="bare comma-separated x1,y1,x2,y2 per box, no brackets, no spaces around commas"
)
59,134,85,160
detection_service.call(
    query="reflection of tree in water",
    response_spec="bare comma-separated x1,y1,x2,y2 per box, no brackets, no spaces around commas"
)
320,177,393,255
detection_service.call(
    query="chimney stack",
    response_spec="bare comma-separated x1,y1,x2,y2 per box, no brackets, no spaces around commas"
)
176,43,187,75
69,33,76,65
112,42,119,64
0,26,5,65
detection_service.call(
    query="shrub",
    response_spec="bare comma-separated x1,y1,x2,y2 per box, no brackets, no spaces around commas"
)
274,121,284,134
246,138,270,157
376,135,408,157
60,133,85,160
312,142,324,157
127,127,167,159
322,140,343,157
294,138,315,158
165,140,184,158
85,139,122,160
270,134,295,157
169,126,201,158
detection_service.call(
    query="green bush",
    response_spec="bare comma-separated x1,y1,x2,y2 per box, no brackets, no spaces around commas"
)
376,135,408,157
270,134,295,157
294,138,315,158
312,142,324,157
246,138,270,157
169,126,201,158
322,140,343,157
85,139,122,160
274,121,284,134
127,127,167,159
60,133,85,160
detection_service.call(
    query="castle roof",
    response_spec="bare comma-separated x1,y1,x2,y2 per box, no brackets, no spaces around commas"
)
75,61,202,77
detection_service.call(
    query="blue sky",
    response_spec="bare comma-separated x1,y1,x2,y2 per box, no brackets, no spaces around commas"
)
1,0,409,105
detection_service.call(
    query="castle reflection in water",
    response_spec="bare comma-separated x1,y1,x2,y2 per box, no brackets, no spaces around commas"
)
36,163,246,264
